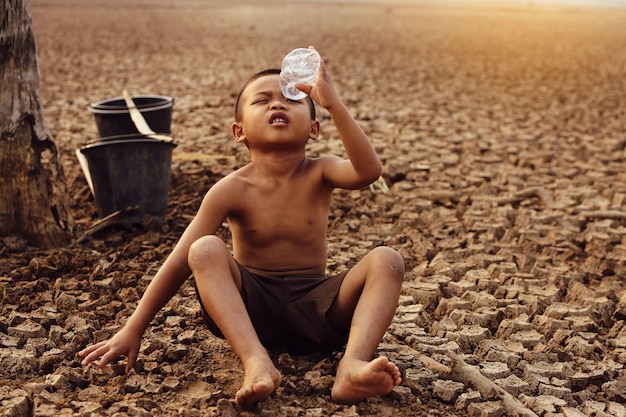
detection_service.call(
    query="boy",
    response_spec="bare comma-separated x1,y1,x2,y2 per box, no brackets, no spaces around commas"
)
79,51,404,405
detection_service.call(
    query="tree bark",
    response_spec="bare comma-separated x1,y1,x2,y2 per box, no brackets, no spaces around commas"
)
0,0,78,248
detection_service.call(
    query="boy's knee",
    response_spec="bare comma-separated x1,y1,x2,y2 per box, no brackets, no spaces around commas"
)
188,235,228,268
371,246,405,278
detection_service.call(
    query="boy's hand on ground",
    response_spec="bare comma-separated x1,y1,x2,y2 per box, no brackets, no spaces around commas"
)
78,328,141,376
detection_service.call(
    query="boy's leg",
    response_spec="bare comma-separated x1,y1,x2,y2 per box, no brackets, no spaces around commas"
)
326,246,404,404
188,235,282,405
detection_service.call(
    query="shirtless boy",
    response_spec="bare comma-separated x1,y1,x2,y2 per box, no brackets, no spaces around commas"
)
79,49,405,405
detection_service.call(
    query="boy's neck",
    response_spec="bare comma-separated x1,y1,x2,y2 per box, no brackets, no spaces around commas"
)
249,150,308,179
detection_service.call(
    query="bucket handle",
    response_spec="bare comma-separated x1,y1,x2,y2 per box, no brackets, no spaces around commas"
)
122,89,174,143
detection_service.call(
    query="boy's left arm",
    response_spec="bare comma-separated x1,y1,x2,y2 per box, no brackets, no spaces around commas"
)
324,99,382,189
298,56,382,189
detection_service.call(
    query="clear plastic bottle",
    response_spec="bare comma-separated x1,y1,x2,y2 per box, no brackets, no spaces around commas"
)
279,48,321,100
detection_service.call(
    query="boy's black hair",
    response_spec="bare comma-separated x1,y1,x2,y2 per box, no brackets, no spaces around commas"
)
234,68,316,121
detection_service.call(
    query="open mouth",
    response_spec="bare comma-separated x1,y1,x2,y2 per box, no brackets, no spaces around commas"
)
269,113,288,125
270,117,287,125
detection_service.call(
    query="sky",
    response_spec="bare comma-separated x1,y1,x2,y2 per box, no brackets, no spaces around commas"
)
309,0,626,6
481,0,625,5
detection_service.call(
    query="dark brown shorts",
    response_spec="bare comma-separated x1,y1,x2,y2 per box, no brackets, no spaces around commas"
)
195,263,350,354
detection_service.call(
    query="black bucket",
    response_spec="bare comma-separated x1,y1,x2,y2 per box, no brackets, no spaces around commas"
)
88,95,175,138
79,134,177,223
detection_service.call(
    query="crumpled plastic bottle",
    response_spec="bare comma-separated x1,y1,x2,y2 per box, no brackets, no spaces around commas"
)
279,48,321,100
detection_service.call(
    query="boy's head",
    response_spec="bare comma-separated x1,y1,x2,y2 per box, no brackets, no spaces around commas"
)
234,69,316,122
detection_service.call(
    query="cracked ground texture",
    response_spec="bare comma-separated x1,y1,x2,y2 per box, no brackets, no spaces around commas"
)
2,1,626,416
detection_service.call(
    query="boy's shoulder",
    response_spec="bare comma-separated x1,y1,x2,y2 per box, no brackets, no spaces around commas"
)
210,163,266,193
213,165,251,188
224,163,255,181
215,156,340,187
230,157,337,175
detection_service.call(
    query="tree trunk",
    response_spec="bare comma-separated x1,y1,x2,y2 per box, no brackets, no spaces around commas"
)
0,0,78,248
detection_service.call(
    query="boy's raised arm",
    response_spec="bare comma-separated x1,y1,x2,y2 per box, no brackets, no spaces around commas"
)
324,98,382,188
297,56,382,190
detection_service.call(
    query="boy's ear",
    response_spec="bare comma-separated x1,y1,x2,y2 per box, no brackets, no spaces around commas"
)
309,119,321,141
232,122,246,143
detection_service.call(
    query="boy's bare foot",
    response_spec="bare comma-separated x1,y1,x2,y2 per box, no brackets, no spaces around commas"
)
331,356,402,404
235,356,282,405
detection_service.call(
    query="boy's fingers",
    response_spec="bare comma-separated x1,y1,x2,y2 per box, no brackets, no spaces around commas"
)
80,347,101,365
81,344,112,367
96,349,118,372
126,350,138,376
78,346,92,357
294,83,312,95
78,340,104,357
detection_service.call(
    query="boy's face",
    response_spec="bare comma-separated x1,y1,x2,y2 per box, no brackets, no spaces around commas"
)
232,74,319,149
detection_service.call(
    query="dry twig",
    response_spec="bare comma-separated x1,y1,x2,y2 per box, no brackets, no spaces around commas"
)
74,206,139,244
445,351,540,417
473,186,554,208
394,341,539,417
370,176,390,193
579,210,626,220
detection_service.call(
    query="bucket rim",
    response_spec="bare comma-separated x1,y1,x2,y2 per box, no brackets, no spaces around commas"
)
80,133,177,149
88,95,175,113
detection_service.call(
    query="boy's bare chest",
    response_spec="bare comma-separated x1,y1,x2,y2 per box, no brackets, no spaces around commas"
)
231,180,330,244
